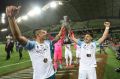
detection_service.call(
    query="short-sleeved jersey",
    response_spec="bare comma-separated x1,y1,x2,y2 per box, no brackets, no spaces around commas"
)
77,40,99,70
25,40,54,79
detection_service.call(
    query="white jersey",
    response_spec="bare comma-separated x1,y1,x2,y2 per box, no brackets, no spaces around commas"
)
26,40,54,79
65,44,72,59
78,40,99,70
65,44,71,52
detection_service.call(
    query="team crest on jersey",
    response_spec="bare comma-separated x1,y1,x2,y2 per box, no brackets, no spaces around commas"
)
35,44,48,56
83,44,95,49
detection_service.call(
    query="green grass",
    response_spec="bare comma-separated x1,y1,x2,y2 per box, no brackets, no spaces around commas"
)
0,44,32,76
0,44,76,76
0,44,120,79
103,47,120,79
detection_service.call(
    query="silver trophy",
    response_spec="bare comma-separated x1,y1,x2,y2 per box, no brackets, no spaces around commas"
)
62,16,71,44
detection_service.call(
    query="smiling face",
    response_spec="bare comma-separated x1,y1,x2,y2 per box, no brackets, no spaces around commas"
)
84,34,93,43
34,29,48,40
39,30,48,40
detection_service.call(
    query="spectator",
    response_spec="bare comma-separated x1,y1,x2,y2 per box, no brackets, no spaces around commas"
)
18,42,24,60
99,43,107,54
5,39,13,60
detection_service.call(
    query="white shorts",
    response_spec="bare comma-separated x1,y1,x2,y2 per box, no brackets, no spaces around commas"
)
65,50,72,59
78,67,97,79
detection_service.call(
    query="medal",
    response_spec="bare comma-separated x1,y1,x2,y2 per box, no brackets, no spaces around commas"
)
43,58,48,63
86,54,91,57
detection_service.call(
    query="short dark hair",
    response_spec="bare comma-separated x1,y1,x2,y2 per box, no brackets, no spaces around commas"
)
33,29,41,36
85,33,93,38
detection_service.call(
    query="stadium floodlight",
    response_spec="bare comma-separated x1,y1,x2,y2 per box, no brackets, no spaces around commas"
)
21,15,28,20
33,7,42,15
50,1,57,8
27,7,41,17
17,1,63,22
17,17,22,23
58,1,63,5
1,28,8,32
2,16,5,19
1,13,6,24
27,10,35,17
1,18,5,24
2,13,5,17
42,4,49,11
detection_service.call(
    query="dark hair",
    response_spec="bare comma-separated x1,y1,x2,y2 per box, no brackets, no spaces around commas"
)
85,33,93,38
33,29,41,36
89,34,93,38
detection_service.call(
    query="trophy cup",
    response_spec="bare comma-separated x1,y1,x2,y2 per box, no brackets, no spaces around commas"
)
62,16,71,44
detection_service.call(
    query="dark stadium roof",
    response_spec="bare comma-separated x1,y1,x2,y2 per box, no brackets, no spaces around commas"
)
1,0,120,25
0,0,120,41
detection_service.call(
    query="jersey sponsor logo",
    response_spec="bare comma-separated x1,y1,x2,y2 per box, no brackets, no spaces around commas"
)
83,44,95,50
35,44,48,56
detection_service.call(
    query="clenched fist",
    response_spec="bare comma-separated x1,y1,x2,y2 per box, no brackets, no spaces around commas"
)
104,22,110,28
6,6,21,17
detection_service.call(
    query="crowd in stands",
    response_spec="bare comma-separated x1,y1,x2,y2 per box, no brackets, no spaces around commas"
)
112,38,120,59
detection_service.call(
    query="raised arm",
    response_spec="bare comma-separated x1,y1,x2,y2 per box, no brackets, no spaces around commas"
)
52,26,65,43
6,6,28,45
98,22,110,44
70,31,78,44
